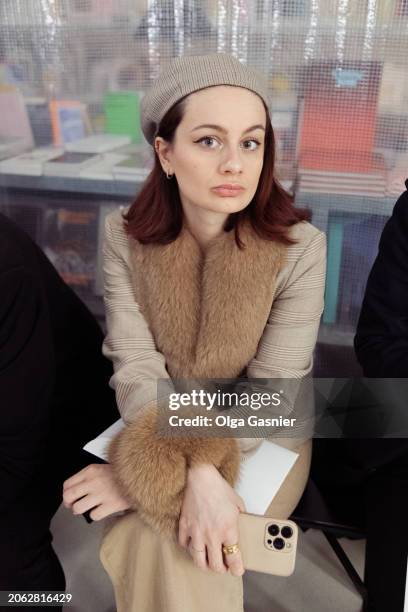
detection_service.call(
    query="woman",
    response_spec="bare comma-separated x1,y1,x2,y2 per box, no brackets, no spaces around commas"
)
64,53,326,611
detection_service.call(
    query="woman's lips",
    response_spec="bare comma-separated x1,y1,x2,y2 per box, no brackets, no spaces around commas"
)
211,186,245,197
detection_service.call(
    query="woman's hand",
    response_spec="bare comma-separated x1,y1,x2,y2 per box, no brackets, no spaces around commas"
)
63,464,131,521
178,463,246,577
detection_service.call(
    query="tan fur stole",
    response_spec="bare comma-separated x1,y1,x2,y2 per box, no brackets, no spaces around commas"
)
109,220,285,538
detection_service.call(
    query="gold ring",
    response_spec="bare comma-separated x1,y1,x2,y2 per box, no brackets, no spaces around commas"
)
222,543,240,555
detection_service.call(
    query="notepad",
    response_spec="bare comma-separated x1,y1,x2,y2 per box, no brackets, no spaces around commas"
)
235,440,299,515
83,420,299,516
83,418,125,460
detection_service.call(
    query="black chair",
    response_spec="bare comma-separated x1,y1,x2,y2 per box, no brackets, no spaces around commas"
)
289,341,368,610
290,477,368,609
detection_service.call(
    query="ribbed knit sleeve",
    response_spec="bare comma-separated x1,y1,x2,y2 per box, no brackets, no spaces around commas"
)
101,210,170,423
245,223,326,452
247,223,326,380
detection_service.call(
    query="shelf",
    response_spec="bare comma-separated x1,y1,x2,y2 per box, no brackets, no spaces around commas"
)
0,173,142,199
0,172,399,210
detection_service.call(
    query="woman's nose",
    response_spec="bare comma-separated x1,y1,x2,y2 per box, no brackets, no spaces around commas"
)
219,147,243,174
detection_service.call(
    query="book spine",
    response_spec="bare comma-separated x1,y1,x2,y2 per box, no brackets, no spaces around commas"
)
323,217,344,324
49,101,61,146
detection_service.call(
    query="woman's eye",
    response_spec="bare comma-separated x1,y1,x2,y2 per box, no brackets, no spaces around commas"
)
195,137,261,150
242,139,261,151
196,136,219,148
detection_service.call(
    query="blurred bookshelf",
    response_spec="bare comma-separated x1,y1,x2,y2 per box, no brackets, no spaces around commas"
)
0,174,400,339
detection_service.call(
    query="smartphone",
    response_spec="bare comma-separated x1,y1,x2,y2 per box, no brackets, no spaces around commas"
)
238,513,298,576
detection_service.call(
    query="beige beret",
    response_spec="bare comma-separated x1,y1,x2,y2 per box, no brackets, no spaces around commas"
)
140,53,270,145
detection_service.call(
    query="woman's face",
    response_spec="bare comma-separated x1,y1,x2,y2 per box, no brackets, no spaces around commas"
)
155,85,266,216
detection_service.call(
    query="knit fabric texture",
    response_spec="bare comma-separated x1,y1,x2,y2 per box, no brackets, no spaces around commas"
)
140,53,270,145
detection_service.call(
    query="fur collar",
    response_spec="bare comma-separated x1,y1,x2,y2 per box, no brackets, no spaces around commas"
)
109,220,286,538
129,220,285,379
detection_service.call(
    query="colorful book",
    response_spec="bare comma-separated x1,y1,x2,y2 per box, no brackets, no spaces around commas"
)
103,92,142,144
337,214,388,328
25,97,54,147
323,217,344,324
49,100,88,146
298,62,382,172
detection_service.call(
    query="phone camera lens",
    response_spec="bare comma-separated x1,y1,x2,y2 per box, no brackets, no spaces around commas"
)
273,537,285,550
268,524,280,536
281,526,293,539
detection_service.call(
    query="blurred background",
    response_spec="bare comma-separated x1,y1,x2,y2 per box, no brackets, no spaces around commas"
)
0,0,407,372
1,3,407,609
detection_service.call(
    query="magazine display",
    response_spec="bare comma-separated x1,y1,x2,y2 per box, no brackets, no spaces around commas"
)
43,152,102,177
0,148,64,176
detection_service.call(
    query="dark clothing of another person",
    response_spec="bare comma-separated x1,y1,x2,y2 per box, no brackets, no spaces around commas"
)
0,213,118,609
355,181,408,376
312,182,408,612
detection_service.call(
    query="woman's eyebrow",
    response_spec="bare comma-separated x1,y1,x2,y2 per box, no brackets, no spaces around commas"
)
190,124,265,134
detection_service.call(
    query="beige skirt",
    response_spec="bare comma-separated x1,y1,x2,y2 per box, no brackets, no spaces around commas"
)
100,440,311,612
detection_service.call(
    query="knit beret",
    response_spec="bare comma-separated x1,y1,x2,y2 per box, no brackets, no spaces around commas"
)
140,53,270,145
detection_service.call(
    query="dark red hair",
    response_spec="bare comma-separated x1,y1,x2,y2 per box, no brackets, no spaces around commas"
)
124,94,309,247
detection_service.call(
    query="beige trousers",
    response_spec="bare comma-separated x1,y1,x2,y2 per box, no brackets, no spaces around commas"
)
100,441,311,612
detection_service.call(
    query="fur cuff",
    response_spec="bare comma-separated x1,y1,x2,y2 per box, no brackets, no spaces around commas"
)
108,405,241,539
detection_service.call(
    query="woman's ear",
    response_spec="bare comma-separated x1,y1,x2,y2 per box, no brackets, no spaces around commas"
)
154,136,173,175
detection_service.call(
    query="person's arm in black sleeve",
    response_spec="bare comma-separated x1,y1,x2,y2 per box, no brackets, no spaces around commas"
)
355,184,408,376
0,264,55,512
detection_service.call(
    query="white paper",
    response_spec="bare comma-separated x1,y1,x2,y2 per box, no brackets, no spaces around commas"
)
235,440,299,515
83,418,125,460
83,421,299,516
